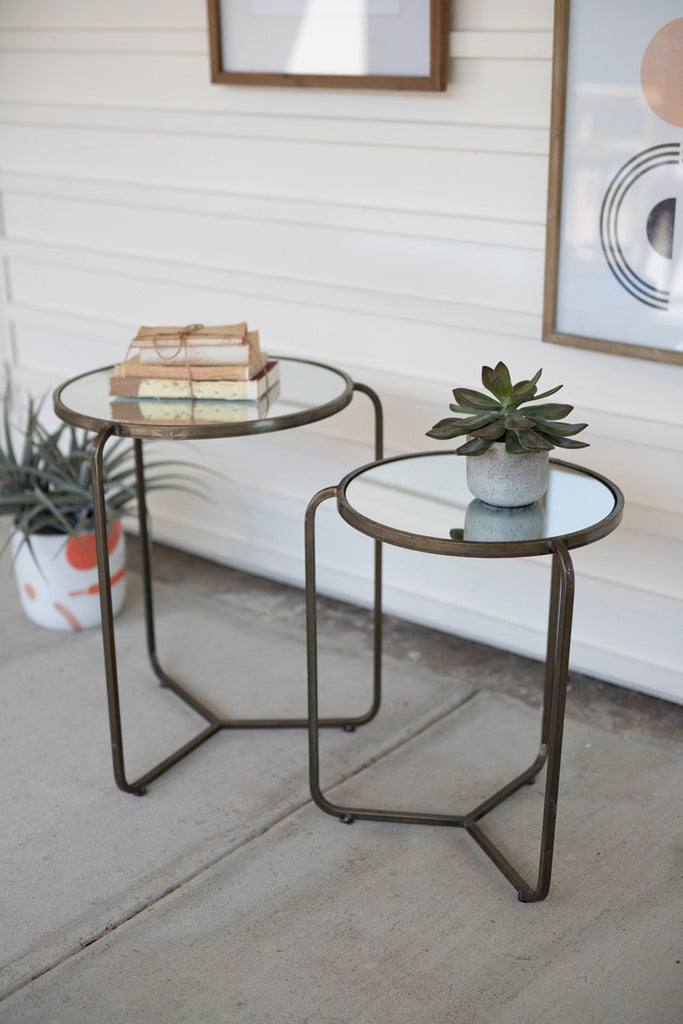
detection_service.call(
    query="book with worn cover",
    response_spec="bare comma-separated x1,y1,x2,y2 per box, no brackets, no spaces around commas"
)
110,384,280,425
109,360,280,401
115,348,268,382
131,322,250,366
139,340,253,365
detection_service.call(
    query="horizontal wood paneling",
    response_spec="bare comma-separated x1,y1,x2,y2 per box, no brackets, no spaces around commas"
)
0,24,554,120
0,0,554,34
3,204,543,314
0,1,202,30
0,103,550,156
0,171,547,248
3,248,543,343
1,28,554,61
0,123,549,220
1,0,681,703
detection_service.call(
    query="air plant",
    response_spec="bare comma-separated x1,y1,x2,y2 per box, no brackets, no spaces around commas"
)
0,397,203,554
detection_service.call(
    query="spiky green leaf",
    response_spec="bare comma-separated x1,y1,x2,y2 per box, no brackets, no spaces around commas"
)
504,432,530,454
471,422,506,440
445,413,498,430
520,402,573,420
487,362,513,400
511,368,542,398
1,394,209,542
426,419,472,440
480,365,497,392
448,401,496,416
455,436,493,455
452,387,501,410
533,419,588,437
537,434,590,449
504,414,536,430
522,384,563,403
516,429,554,451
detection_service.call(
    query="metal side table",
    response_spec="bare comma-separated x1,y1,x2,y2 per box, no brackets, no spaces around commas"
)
305,451,623,902
53,357,383,795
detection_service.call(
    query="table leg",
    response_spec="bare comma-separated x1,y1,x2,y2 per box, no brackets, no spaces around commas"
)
352,381,383,463
467,541,575,901
91,428,221,795
306,530,576,903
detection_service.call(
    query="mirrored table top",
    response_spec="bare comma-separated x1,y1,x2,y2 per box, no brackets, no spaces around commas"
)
53,358,354,440
339,451,623,557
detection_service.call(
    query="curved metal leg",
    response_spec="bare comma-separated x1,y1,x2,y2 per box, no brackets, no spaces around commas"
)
467,541,574,902
93,381,385,792
132,380,385,732
349,381,384,727
134,441,223,718
352,381,383,462
91,429,221,795
135,439,163,684
523,540,575,900
307,537,576,903
307,486,336,811
91,425,134,793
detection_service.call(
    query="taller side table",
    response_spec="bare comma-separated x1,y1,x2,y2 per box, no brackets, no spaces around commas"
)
305,451,623,902
54,357,383,795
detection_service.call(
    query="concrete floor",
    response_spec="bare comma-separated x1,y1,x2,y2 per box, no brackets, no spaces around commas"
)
1,532,681,1023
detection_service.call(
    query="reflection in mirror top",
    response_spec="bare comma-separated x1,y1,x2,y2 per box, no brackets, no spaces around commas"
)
55,360,352,435
344,454,617,545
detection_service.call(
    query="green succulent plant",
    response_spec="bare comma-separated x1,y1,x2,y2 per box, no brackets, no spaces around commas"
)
426,361,590,456
0,396,203,555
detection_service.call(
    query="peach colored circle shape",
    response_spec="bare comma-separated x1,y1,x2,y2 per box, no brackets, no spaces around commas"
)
66,533,98,571
641,18,683,128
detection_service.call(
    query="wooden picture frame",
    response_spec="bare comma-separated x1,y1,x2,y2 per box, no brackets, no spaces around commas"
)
543,0,683,365
207,0,449,91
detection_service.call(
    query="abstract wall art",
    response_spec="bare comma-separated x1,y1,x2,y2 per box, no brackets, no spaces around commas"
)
544,0,683,364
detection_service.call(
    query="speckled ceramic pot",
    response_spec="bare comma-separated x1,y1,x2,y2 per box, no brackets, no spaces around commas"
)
465,444,549,508
464,499,545,541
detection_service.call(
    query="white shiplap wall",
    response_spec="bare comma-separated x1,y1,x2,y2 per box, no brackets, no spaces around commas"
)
0,0,681,703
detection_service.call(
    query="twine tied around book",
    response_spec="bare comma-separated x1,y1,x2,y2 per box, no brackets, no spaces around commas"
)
138,323,207,363
121,323,259,400
122,323,209,367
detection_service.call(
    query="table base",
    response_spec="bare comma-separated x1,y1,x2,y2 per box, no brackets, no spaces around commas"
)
90,384,383,795
305,487,576,903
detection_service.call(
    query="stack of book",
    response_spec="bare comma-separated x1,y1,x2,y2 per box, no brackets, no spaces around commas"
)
109,323,280,421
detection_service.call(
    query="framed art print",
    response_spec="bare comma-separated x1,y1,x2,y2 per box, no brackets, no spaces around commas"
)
207,0,449,91
544,0,683,364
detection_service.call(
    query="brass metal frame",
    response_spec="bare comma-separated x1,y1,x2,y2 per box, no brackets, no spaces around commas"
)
54,360,384,795
305,453,623,902
54,357,361,440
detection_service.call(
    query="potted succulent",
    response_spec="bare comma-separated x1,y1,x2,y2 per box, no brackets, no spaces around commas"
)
426,361,589,507
1,397,200,631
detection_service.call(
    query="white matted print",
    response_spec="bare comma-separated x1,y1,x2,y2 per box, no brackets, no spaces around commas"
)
544,0,683,364
251,1,402,15
207,0,448,90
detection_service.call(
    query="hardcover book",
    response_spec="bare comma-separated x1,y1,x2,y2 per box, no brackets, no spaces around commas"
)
109,359,280,401
131,322,248,364
110,384,280,424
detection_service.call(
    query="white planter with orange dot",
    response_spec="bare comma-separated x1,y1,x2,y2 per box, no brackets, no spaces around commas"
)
11,519,126,631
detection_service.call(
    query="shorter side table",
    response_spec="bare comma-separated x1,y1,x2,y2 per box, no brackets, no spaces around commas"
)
305,452,623,902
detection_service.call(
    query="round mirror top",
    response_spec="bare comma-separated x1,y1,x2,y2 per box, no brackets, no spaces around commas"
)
54,358,353,439
341,451,623,555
